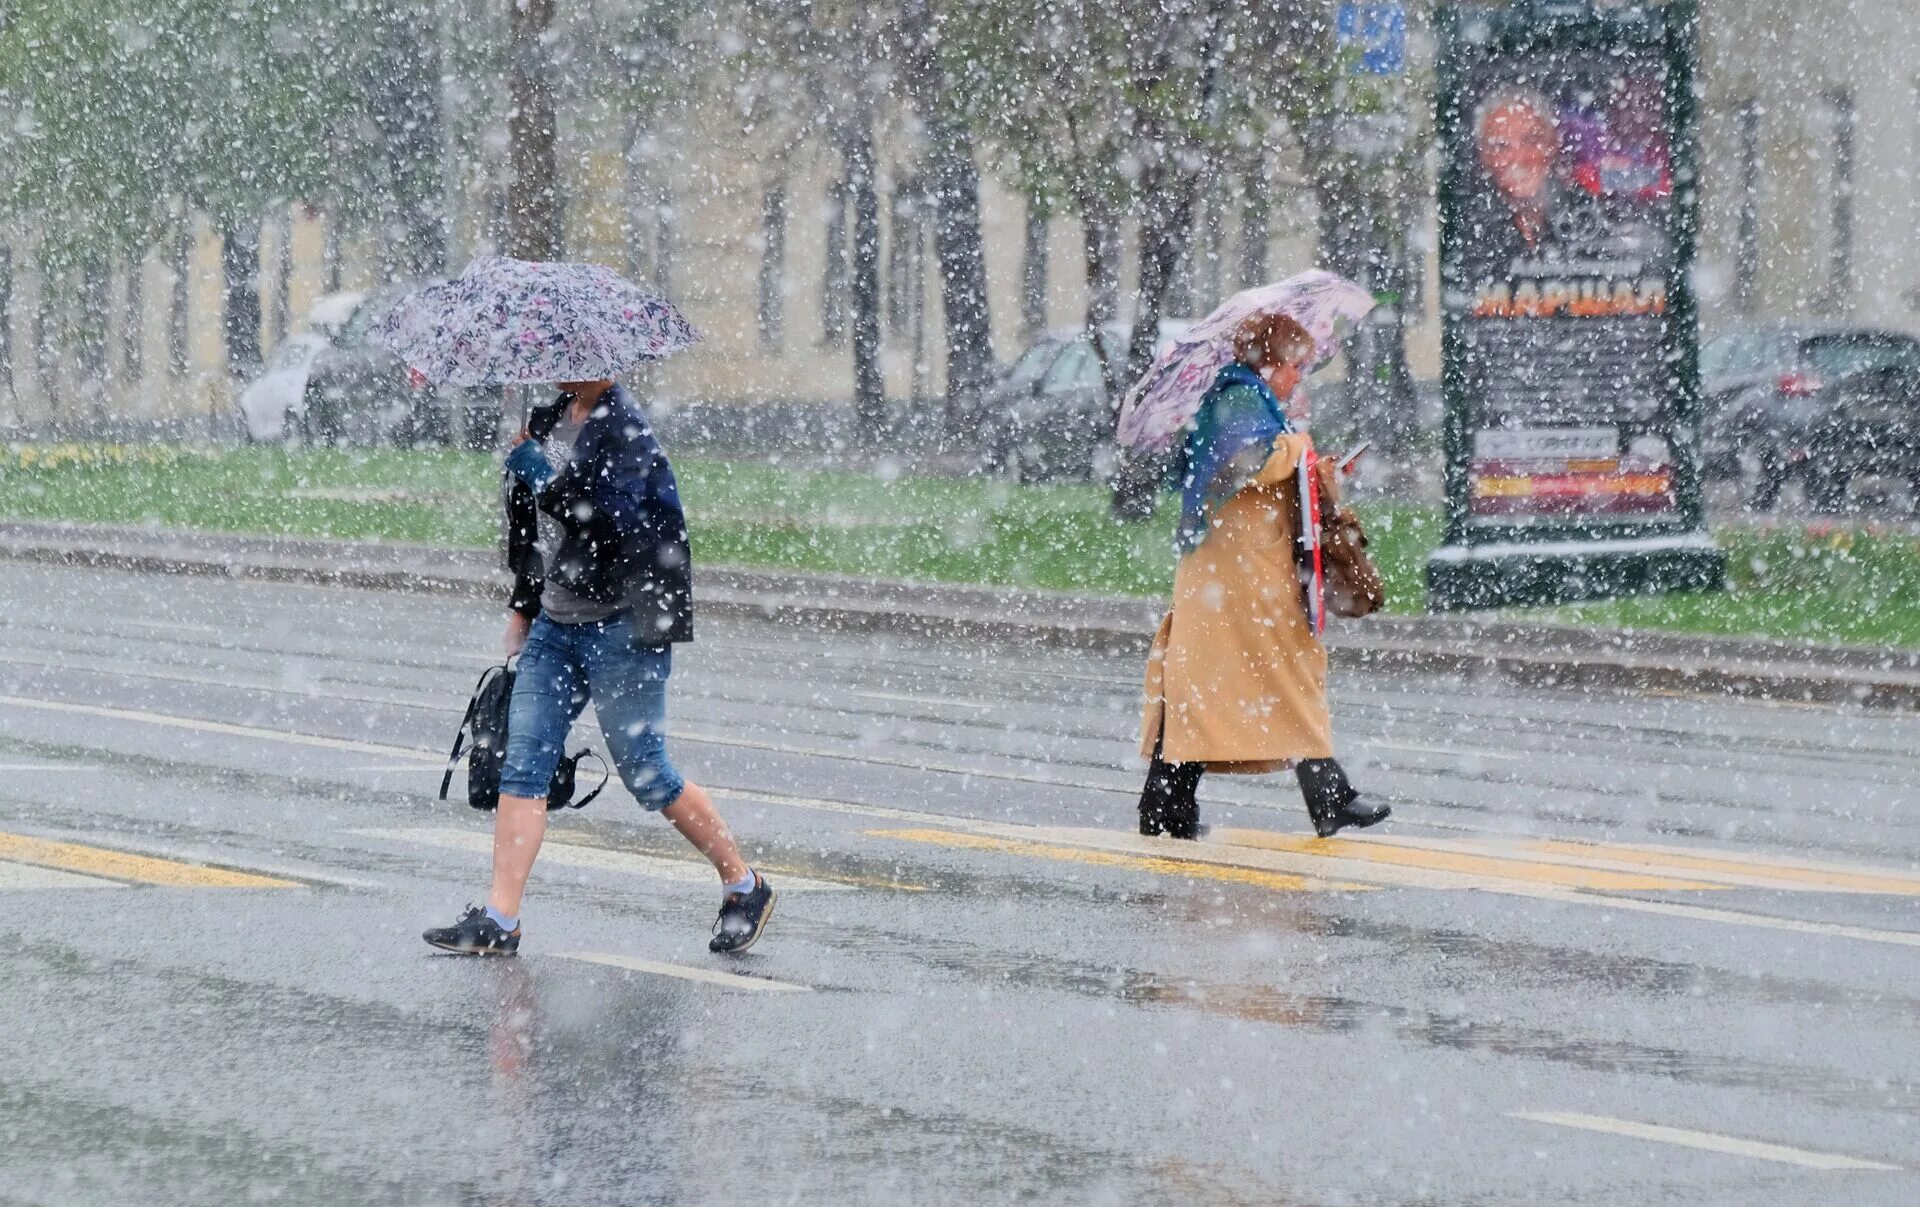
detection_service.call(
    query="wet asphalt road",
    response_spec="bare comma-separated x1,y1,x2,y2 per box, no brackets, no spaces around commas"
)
0,562,1916,1206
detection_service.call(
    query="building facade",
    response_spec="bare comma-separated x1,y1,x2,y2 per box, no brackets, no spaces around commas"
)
0,0,1913,429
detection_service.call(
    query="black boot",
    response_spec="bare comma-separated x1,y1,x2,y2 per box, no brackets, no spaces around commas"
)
1139,758,1205,839
1297,758,1390,838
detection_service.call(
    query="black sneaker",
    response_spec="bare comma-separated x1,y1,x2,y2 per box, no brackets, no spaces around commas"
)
709,874,776,954
423,905,521,956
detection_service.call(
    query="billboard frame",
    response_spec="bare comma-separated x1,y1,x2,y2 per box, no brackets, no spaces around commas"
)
1427,0,1726,610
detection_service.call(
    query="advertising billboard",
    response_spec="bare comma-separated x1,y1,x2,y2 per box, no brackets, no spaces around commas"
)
1429,1,1725,609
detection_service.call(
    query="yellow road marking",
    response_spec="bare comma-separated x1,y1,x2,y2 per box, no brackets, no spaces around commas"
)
1209,828,1723,893
890,823,1920,946
1533,839,1920,895
538,829,927,893
1357,832,1901,895
0,832,297,888
354,827,871,892
943,821,1719,897
1526,839,1920,896
872,828,1374,893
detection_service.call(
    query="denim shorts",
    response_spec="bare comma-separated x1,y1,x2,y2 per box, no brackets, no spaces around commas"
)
499,612,686,810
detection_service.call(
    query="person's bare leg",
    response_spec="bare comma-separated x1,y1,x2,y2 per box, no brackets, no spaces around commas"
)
662,781,750,884
487,793,549,919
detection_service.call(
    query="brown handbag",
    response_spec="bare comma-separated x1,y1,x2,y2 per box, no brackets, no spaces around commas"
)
1319,505,1385,619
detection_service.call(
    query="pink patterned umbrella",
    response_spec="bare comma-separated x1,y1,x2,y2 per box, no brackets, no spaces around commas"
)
370,256,699,386
1115,270,1375,452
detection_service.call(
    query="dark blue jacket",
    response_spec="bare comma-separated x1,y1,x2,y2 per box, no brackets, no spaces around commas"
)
505,386,694,644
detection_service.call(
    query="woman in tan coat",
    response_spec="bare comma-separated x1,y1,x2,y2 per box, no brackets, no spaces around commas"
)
1137,314,1390,840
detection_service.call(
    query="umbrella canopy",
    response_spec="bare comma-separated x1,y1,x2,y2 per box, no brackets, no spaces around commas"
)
370,256,699,386
1115,270,1375,452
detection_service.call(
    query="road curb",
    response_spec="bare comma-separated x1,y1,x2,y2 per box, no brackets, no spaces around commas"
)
4,519,1917,711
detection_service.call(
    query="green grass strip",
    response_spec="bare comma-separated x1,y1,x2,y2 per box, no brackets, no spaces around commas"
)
1,444,1915,648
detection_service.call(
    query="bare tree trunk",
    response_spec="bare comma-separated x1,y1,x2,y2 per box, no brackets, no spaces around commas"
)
1021,190,1048,339
1107,149,1207,517
925,129,994,428
77,253,111,415
507,0,560,261
651,181,675,297
907,206,929,404
372,2,449,277
123,252,145,384
890,175,931,402
1313,153,1414,453
1081,189,1120,397
33,263,54,410
1194,181,1224,309
1164,234,1194,322
33,247,66,412
900,0,994,431
886,174,921,335
169,223,193,377
268,204,292,347
821,162,849,347
219,216,263,374
1238,154,1270,287
1110,1,1230,520
846,119,885,431
624,121,654,282
758,178,787,348
0,245,13,400
322,212,343,293
33,263,59,414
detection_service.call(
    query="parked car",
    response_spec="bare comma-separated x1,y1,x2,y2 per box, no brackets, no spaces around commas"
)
299,284,504,451
236,333,328,443
1699,324,1920,509
984,321,1192,482
305,289,367,339
1804,359,1920,513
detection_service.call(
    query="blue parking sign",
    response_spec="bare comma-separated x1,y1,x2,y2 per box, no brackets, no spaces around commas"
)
1336,3,1408,75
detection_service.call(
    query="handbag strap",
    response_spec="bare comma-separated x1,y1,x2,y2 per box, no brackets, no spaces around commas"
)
567,750,611,810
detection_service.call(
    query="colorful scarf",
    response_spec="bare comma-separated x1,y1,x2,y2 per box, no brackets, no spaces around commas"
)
1174,363,1294,554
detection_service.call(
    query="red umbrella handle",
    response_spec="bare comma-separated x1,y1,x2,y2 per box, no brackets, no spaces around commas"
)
1300,443,1326,637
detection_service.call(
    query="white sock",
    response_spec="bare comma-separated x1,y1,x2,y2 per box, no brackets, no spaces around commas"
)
723,869,757,896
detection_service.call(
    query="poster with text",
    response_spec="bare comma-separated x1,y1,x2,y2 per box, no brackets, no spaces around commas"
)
1446,47,1682,526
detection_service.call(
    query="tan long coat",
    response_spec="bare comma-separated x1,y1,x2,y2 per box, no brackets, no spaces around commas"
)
1140,434,1333,772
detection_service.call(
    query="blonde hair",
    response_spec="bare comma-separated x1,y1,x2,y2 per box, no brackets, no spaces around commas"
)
1233,313,1315,369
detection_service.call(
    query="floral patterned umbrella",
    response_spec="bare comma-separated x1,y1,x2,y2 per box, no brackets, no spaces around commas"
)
370,256,699,386
1115,270,1375,452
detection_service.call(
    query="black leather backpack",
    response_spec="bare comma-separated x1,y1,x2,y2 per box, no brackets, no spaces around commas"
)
440,663,606,812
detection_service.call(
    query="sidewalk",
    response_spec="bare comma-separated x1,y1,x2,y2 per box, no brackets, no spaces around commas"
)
5,518,1919,711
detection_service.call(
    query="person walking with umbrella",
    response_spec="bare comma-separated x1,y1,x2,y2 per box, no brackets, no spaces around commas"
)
376,257,775,955
1118,272,1392,840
